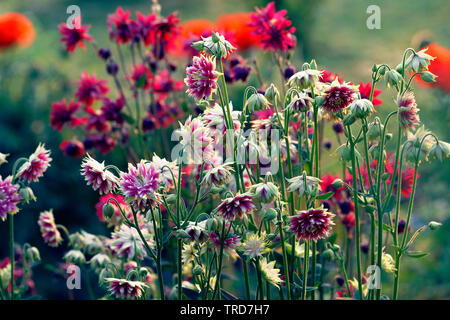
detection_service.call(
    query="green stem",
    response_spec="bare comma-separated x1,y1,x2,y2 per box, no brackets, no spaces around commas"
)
9,214,14,300
302,240,310,300
277,209,291,300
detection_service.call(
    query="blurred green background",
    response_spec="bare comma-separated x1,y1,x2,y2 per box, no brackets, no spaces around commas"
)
0,0,448,299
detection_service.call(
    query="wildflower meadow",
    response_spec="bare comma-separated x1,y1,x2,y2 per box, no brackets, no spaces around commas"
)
0,0,449,306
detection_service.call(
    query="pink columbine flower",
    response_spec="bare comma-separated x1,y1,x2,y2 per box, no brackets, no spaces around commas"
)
38,210,63,247
151,155,179,192
110,224,152,260
17,144,52,183
322,81,357,114
120,160,160,207
202,102,241,135
105,278,148,300
184,54,219,101
50,98,85,131
59,16,93,52
75,72,109,107
107,7,138,44
81,154,119,195
216,193,255,221
289,208,335,241
395,92,420,130
248,2,296,51
0,176,21,221
208,230,240,249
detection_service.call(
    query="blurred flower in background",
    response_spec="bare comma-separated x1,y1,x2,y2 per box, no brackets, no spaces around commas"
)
0,12,35,51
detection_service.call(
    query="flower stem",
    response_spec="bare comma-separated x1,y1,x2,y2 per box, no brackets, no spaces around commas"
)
9,214,14,300
302,239,310,300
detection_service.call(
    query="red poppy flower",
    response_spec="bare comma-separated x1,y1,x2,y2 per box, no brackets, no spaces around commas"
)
217,12,259,51
415,42,450,93
0,12,35,50
359,81,383,106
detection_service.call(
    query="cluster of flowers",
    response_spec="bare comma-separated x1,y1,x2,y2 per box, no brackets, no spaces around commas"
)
17,2,449,301
0,144,51,299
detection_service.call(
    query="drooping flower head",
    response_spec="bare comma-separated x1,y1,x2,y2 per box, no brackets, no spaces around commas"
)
110,224,153,260
201,163,233,187
105,278,148,300
250,181,279,204
322,80,358,114
216,193,255,221
0,176,21,221
59,15,93,52
81,154,119,194
120,160,160,208
290,208,335,241
38,210,63,247
50,98,85,131
395,91,420,130
287,69,322,90
248,2,296,51
75,72,109,107
202,102,241,135
405,48,435,73
286,173,322,197
17,144,52,183
185,54,219,101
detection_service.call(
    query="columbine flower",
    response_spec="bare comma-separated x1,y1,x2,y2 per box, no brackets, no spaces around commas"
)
50,98,85,131
151,155,179,192
182,243,197,264
429,140,450,162
81,154,119,195
201,164,233,187
290,208,335,241
208,230,240,249
185,54,220,101
381,247,397,273
241,233,266,259
395,92,420,130
59,16,93,52
245,93,270,113
89,253,111,272
64,250,86,264
60,139,85,158
0,153,8,166
17,144,52,183
107,7,138,44
120,160,160,208
322,80,357,114
202,102,241,135
347,99,374,119
75,72,109,107
260,258,283,288
200,32,236,58
216,193,255,221
248,2,296,51
111,224,153,260
250,182,279,204
128,64,152,90
287,92,313,113
105,278,148,300
405,48,435,73
38,210,63,247
287,69,322,90
185,220,207,242
0,176,21,221
286,173,322,197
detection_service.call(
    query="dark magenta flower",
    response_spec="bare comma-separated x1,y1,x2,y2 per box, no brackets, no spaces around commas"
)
107,7,138,44
86,110,111,133
248,2,296,51
322,82,357,114
58,16,93,52
0,176,21,221
216,193,255,221
101,96,125,124
50,98,85,131
136,12,156,46
120,160,159,200
289,208,335,241
60,140,85,158
128,64,152,91
184,54,219,100
74,72,109,107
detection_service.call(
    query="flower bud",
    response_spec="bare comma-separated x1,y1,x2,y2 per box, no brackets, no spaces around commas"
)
385,69,402,87
251,182,279,204
331,178,344,189
343,113,356,126
428,221,442,230
63,250,86,264
98,47,111,60
191,40,204,52
263,208,278,222
331,244,340,252
385,133,393,141
367,122,383,140
175,229,191,239
206,217,218,231
265,83,280,103
102,202,115,220
19,187,36,204
0,153,9,166
337,144,352,162
106,60,119,76
348,99,374,119
26,246,41,263
99,267,114,285
420,71,437,83
322,248,334,261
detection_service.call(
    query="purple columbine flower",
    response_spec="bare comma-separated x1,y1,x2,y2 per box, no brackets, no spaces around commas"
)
81,154,119,194
322,81,357,114
17,144,52,183
184,55,219,101
38,210,63,247
289,208,335,241
216,193,255,221
105,278,148,300
0,176,21,221
120,160,160,208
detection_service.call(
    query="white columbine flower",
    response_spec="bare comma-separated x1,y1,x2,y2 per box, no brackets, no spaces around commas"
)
405,48,435,73
260,259,283,288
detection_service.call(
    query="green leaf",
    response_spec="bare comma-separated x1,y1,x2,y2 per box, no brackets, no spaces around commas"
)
120,112,135,125
405,251,429,259
316,191,334,200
